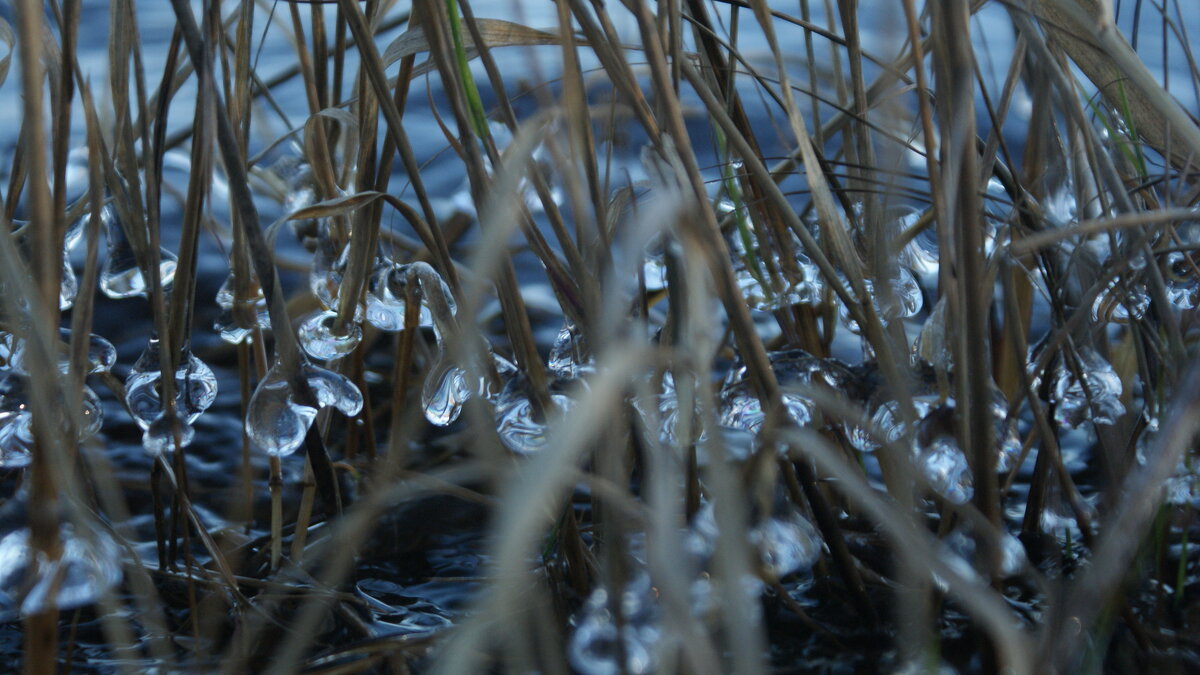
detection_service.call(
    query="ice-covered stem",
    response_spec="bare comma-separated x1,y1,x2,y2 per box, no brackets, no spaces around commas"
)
335,0,460,294
414,0,553,410
333,80,381,334
161,32,214,440
168,0,341,517
409,262,456,335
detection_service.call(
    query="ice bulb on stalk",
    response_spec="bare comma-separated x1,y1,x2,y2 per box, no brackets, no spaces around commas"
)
8,328,115,377
0,515,122,620
1050,346,1125,427
124,339,218,454
548,322,593,380
493,374,574,455
99,205,177,299
246,358,363,457
214,273,270,344
0,375,103,467
365,260,456,334
421,350,515,427
299,309,362,361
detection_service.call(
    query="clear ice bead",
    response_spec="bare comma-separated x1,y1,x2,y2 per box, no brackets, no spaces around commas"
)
0,520,122,619
1050,346,1125,427
1090,277,1148,323
421,358,472,427
59,254,77,310
99,205,178,299
918,436,973,504
365,261,456,334
298,310,363,362
840,267,924,334
548,322,593,380
1164,252,1199,310
1165,460,1199,506
734,250,824,311
719,350,854,435
8,328,115,377
308,231,363,320
493,375,574,454
141,414,196,455
213,274,270,344
124,340,218,454
0,374,102,466
750,511,822,578
568,571,661,675
246,359,363,457
420,351,514,427
0,407,33,469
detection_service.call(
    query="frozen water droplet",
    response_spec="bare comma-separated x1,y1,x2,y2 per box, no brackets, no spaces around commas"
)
364,261,456,333
632,371,711,447
642,251,668,292
284,166,316,218
1164,252,1199,310
310,235,346,311
100,206,177,299
302,361,364,416
918,436,973,504
307,229,364,321
568,572,661,675
991,390,1022,473
493,375,573,454
0,331,14,369
751,511,822,578
59,254,77,311
1165,461,1199,505
1043,179,1077,226
0,413,32,469
720,350,854,434
1050,346,1125,427
0,518,123,619
0,375,34,467
719,383,769,434
214,274,269,344
0,376,102,460
246,359,363,457
298,310,363,361
733,250,823,311
893,206,940,280
245,365,311,457
365,262,417,332
124,340,218,454
8,328,115,377
841,267,923,334
1091,277,1148,323
912,297,953,370
76,386,104,441
941,527,1027,580
548,322,593,380
420,350,513,427
141,414,196,455
685,502,720,560
421,359,472,427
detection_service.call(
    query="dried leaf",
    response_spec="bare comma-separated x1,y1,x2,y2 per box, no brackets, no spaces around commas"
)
383,19,561,68
313,107,359,131
0,18,13,88
287,191,384,221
